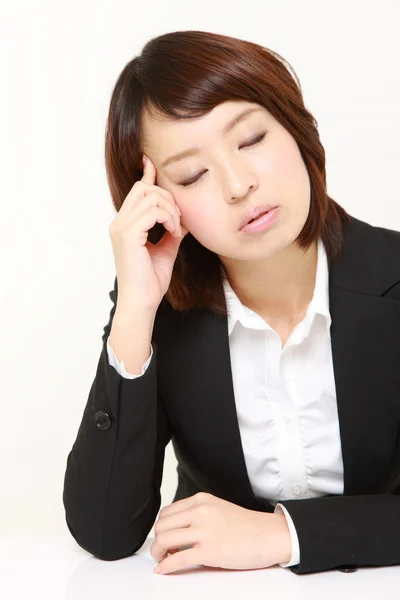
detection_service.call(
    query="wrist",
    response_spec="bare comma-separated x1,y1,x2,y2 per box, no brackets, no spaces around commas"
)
274,513,292,565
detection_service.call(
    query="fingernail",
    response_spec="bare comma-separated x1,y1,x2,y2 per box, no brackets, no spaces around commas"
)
176,204,182,216
154,565,162,574
142,155,148,166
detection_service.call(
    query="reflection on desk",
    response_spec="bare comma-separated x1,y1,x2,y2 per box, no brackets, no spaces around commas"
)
2,533,400,600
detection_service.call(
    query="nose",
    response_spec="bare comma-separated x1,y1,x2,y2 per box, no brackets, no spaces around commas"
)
221,159,258,203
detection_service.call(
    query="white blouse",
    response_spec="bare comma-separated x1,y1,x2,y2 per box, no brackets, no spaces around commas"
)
106,237,345,568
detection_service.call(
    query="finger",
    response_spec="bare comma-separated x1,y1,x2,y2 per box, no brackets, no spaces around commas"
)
141,154,181,214
120,181,179,221
154,547,202,575
135,205,180,238
131,192,181,236
159,492,209,519
152,528,199,562
141,153,156,185
158,498,193,519
157,547,181,562
116,153,181,227
155,507,194,535
134,180,179,208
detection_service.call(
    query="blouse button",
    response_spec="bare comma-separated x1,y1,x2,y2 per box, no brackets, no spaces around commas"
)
291,484,303,495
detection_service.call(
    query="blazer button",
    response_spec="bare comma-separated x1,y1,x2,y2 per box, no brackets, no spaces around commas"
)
94,410,111,430
338,566,358,573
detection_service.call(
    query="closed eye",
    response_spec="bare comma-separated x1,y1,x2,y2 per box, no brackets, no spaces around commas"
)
178,132,267,188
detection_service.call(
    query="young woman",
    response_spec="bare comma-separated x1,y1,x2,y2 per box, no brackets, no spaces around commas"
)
62,30,400,576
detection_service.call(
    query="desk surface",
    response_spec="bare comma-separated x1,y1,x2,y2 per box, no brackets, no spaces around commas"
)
2,532,400,599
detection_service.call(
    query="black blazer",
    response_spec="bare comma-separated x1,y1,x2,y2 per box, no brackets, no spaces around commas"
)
63,214,400,575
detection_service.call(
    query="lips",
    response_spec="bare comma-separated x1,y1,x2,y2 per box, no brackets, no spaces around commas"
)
239,204,277,230
247,210,268,223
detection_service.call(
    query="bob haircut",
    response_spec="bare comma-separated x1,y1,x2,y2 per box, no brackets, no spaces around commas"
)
105,30,350,316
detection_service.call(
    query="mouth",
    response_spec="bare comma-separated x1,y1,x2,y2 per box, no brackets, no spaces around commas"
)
247,212,268,224
239,205,278,230
239,206,280,234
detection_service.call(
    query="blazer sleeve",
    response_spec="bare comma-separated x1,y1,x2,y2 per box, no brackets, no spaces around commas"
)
62,275,172,560
279,280,400,575
277,487,400,574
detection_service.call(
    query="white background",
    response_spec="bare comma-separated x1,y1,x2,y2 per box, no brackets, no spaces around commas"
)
1,0,399,543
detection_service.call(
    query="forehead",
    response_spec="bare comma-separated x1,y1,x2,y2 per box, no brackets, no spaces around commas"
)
141,100,268,147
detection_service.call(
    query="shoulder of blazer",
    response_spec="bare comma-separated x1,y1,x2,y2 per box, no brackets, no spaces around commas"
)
329,214,400,299
375,223,400,302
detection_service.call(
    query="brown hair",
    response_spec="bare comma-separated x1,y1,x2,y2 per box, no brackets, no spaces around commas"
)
104,30,350,316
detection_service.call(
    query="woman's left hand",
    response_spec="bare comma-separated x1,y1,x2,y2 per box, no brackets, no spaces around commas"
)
150,492,292,574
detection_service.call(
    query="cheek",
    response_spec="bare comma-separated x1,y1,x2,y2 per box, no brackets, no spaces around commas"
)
179,198,226,250
262,136,306,188
181,202,213,233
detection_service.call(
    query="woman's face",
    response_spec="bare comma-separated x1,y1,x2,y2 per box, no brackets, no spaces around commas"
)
141,100,311,262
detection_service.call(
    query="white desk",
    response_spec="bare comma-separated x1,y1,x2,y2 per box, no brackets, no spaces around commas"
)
2,532,400,599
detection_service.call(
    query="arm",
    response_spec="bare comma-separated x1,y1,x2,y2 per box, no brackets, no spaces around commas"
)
277,280,400,574
62,276,171,560
277,488,400,574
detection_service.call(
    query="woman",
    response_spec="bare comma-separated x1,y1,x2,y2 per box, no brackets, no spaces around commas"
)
62,30,400,576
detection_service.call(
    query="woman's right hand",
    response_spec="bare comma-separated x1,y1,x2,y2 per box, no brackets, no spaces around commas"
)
109,153,188,311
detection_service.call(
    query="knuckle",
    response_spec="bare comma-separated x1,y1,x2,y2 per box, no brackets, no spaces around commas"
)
146,192,161,206
154,520,163,535
156,532,168,546
197,504,210,518
131,180,150,198
140,192,157,209
149,186,175,206
196,492,209,502
133,179,145,189
164,189,175,202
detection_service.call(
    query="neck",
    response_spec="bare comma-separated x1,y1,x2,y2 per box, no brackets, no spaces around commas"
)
220,239,319,319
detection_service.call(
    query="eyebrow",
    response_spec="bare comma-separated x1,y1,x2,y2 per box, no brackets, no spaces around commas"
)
160,107,263,168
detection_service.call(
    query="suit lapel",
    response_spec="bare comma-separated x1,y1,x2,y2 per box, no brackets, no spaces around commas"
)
170,306,261,510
